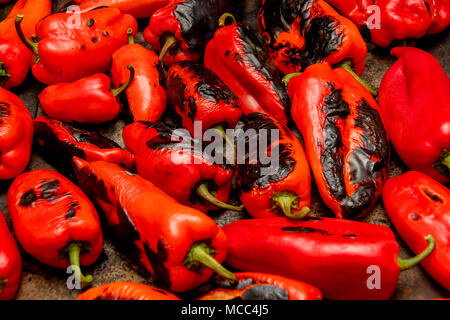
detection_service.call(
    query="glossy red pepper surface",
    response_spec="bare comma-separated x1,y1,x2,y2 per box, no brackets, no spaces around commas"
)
77,282,180,300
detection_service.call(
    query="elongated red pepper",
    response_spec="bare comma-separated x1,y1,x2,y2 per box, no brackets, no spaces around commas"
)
123,121,241,213
286,63,389,219
7,169,103,284
77,282,180,300
383,171,450,291
72,0,170,18
111,29,166,122
73,158,236,292
257,0,367,76
204,21,289,124
195,272,322,300
33,117,135,177
223,217,435,300
0,0,51,88
38,66,134,124
236,113,311,219
15,7,137,84
379,47,450,184
0,210,22,300
0,87,33,180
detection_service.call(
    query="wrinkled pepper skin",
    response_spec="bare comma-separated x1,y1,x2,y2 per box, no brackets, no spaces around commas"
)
111,31,166,122
379,47,450,184
236,113,311,219
73,0,170,19
196,272,322,300
167,61,242,135
123,121,234,213
16,7,137,85
223,217,434,300
0,210,22,300
0,87,33,180
383,171,450,291
33,117,135,177
7,169,103,278
257,0,367,76
288,63,389,219
77,282,181,300
144,0,240,66
428,0,450,34
204,22,289,124
0,0,51,88
73,158,234,293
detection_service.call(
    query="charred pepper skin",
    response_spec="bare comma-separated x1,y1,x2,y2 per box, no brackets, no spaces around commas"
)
123,121,238,213
204,22,290,124
73,0,170,19
144,0,240,66
383,171,450,291
379,47,450,184
236,113,311,219
0,87,33,180
77,282,180,300
257,0,367,76
287,63,389,219
166,61,242,135
0,0,51,88
0,210,22,300
33,117,135,177
7,169,103,284
15,7,138,85
73,158,235,293
223,217,435,300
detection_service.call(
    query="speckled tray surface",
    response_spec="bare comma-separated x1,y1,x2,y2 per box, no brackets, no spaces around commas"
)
0,0,449,300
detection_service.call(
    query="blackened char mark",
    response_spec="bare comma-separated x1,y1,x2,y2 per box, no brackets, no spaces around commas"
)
281,226,334,235
39,179,61,201
76,167,110,203
240,285,289,300
167,73,191,123
144,241,171,289
0,102,10,126
20,189,37,207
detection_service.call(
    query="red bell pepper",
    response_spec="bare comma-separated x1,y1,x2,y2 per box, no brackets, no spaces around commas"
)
38,66,134,124
383,171,450,291
15,7,137,84
7,169,103,284
0,87,33,180
223,217,435,300
77,282,180,300
72,0,170,19
0,210,22,300
428,0,450,34
379,47,450,184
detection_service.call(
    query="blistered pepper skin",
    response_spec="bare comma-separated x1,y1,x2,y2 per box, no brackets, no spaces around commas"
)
73,0,170,19
77,282,180,300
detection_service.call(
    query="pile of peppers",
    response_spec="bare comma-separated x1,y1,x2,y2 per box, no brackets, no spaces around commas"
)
0,0,448,302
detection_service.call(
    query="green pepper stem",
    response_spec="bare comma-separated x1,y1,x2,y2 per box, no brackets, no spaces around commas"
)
339,61,377,96
0,279,7,294
159,34,178,64
185,243,236,280
0,62,11,86
282,72,303,86
15,15,40,63
271,191,310,219
67,243,93,284
218,13,236,28
398,235,435,271
213,124,236,165
196,183,243,211
111,65,135,97
127,28,135,44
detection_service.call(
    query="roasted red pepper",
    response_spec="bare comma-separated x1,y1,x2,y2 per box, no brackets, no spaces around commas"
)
257,0,367,76
0,210,22,300
33,116,135,177
223,217,435,300
144,0,240,66
7,169,103,284
0,87,33,180
77,282,180,300
166,61,242,136
195,272,322,300
428,0,450,34
286,63,388,219
111,29,166,122
383,171,450,291
73,158,236,292
123,121,241,213
204,21,289,124
236,113,311,219
73,0,170,18
0,0,51,88
379,47,450,184
15,7,137,84
38,66,134,124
